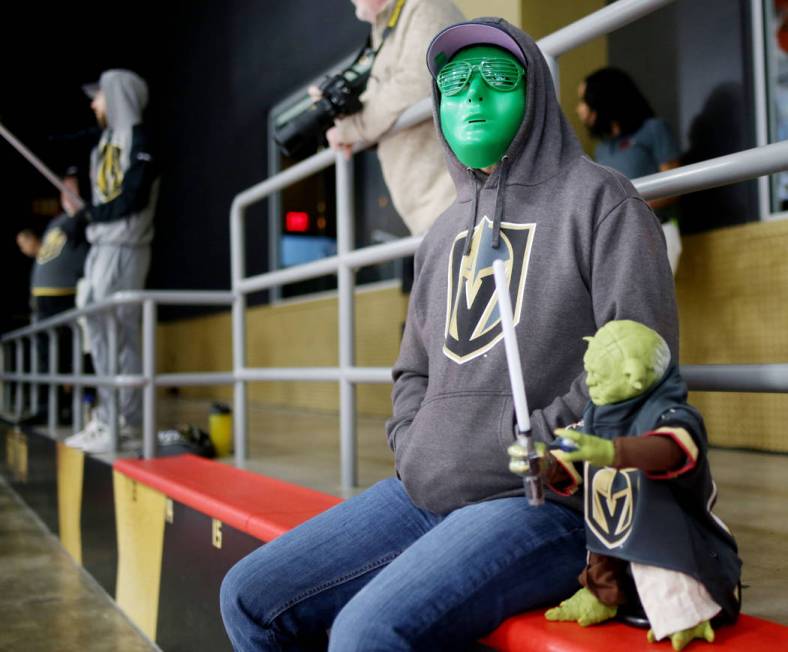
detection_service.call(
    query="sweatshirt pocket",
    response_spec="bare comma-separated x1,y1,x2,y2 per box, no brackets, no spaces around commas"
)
395,392,520,514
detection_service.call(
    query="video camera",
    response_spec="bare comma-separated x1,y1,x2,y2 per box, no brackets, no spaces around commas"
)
274,49,375,159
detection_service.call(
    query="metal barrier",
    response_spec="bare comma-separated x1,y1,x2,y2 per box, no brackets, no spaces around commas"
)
228,0,788,488
4,0,788,490
1,291,234,457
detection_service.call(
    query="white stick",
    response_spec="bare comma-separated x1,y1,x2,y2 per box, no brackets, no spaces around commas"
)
0,121,84,210
492,259,530,434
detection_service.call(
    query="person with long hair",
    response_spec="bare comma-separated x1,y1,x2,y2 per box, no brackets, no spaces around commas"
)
577,67,682,274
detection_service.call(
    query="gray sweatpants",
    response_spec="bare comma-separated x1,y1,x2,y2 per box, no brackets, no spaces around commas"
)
84,244,151,427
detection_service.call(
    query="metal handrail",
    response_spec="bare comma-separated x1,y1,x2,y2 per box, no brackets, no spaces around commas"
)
1,290,234,456
636,140,788,200
681,364,788,393
377,0,679,138
220,0,788,488
229,136,788,486
6,0,788,488
237,140,788,299
1,290,234,343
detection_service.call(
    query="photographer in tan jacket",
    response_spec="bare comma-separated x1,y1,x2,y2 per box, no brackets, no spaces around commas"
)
328,0,463,235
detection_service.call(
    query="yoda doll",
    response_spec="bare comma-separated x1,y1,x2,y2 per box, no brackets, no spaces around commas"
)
510,320,741,651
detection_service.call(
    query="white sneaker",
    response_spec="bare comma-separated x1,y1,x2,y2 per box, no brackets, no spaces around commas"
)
64,417,103,448
80,422,139,454
78,421,113,453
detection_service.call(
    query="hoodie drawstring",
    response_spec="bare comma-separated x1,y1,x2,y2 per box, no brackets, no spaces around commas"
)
463,169,480,255
491,155,509,249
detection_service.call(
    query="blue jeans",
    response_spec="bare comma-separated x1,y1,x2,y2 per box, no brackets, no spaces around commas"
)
220,477,585,651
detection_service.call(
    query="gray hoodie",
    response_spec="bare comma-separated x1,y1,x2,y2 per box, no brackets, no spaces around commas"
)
87,69,158,245
385,18,678,515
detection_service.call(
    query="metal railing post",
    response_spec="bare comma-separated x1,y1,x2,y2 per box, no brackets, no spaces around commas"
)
30,334,39,416
336,152,358,491
2,343,9,413
231,199,248,467
543,54,560,99
71,325,84,433
15,339,24,419
107,311,119,453
142,299,157,459
47,328,58,433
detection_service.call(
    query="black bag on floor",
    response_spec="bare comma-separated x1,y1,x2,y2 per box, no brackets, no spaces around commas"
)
153,425,217,459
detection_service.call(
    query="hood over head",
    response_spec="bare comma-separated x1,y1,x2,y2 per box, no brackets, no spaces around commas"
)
427,18,582,250
98,69,149,131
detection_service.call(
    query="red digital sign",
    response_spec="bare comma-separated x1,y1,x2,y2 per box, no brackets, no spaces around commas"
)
285,211,310,232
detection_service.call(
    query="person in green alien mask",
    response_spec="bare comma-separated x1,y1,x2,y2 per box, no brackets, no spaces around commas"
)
510,320,741,650
437,44,526,170
222,19,681,651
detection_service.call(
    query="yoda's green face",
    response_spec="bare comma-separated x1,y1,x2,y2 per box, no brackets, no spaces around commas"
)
438,45,526,169
583,320,669,406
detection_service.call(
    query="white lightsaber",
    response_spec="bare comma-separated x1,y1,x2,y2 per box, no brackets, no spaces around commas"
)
492,259,544,506
493,260,530,434
0,121,84,210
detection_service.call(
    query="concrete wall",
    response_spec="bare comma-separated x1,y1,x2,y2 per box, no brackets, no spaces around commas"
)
676,218,788,453
158,284,408,417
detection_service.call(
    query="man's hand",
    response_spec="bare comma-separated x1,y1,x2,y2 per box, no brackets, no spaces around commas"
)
307,84,323,102
554,428,615,467
647,620,714,651
61,192,81,217
326,126,353,160
59,209,89,242
545,587,617,626
507,441,546,476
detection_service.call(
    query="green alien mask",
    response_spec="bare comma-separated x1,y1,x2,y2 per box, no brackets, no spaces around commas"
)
582,320,671,406
438,45,526,170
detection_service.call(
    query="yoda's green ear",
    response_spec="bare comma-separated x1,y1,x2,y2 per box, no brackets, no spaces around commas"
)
623,358,647,392
582,336,593,344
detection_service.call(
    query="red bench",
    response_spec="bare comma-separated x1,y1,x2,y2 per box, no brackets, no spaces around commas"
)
481,610,788,651
114,454,788,651
114,454,341,542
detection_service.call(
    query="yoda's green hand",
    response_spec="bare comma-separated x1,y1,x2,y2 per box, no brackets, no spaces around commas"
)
544,587,618,627
554,428,615,468
647,620,715,650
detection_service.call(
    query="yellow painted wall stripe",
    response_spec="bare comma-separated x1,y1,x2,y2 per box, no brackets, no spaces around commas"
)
114,470,166,641
56,443,84,564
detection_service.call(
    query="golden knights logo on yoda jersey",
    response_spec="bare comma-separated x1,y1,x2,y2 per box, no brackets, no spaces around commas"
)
585,465,640,550
443,216,535,364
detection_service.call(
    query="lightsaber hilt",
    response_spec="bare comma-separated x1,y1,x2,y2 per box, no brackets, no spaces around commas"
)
515,428,544,507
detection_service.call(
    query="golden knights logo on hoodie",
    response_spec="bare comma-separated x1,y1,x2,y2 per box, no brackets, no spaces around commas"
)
36,227,67,264
443,216,534,364
96,141,124,203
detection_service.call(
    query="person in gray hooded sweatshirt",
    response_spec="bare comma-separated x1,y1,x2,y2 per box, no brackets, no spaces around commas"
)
63,69,158,453
221,19,677,651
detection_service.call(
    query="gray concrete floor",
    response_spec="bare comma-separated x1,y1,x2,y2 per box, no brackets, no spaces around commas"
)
0,475,157,652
